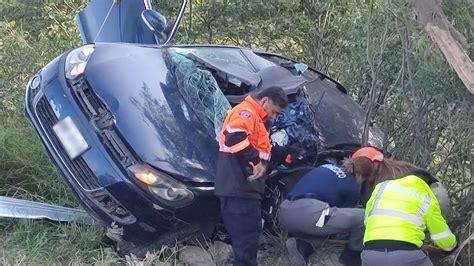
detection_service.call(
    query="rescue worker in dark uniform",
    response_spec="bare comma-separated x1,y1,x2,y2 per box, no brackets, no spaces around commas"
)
279,163,369,266
215,86,293,266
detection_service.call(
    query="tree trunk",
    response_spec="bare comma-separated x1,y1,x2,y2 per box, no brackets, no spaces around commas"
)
411,0,474,94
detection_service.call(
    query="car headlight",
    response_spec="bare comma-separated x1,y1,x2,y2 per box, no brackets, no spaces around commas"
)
128,164,194,206
65,45,94,79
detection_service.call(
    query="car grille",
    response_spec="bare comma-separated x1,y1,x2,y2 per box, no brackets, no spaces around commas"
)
70,78,138,168
36,96,101,190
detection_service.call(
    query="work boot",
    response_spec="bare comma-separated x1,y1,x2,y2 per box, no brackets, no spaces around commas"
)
338,246,362,266
285,237,314,266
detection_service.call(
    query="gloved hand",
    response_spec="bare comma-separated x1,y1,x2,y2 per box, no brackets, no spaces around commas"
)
271,145,300,164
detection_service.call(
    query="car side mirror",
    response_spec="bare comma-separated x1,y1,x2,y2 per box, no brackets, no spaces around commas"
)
141,9,168,45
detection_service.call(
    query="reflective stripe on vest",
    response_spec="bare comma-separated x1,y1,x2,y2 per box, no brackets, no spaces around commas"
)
431,229,453,240
371,209,423,227
417,195,432,219
219,138,250,153
368,181,432,228
372,181,389,209
226,126,247,134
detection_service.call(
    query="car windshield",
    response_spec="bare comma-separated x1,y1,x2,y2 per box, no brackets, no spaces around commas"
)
163,50,231,141
169,47,256,72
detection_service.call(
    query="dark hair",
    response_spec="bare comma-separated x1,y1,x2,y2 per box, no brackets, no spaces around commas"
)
342,156,417,205
255,86,288,108
410,168,436,185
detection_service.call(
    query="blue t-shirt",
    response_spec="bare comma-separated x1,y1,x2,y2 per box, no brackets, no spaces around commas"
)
288,164,360,207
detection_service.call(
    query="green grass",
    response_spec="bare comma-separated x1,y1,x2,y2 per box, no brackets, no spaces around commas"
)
0,2,115,263
0,120,76,205
0,219,116,265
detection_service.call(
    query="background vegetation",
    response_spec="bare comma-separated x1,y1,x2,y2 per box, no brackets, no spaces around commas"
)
0,0,472,264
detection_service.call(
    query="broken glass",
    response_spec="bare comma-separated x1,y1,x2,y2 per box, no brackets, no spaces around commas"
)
170,47,256,72
164,51,231,141
169,47,261,87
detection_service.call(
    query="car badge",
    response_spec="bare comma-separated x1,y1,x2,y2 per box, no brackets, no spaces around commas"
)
49,99,61,119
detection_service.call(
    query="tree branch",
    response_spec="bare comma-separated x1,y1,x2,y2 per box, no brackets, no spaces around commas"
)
411,0,474,94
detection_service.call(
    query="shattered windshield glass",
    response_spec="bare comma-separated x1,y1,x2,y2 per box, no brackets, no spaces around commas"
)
170,47,256,72
164,51,231,141
169,47,261,88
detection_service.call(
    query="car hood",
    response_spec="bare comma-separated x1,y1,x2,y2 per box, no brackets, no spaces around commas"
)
84,43,218,183
305,78,384,149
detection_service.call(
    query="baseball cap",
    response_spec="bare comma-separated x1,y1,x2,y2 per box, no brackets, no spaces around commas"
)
351,147,384,162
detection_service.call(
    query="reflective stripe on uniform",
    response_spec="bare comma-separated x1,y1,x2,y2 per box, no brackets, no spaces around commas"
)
219,138,250,153
365,181,389,224
417,195,431,219
226,126,247,134
372,181,389,210
431,229,454,240
259,152,271,161
371,209,424,227
368,181,431,228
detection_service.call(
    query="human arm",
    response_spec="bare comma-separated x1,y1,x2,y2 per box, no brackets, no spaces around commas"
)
223,110,259,161
425,193,457,251
222,110,269,178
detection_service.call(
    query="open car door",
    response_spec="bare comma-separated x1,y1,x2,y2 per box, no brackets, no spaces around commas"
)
76,0,188,45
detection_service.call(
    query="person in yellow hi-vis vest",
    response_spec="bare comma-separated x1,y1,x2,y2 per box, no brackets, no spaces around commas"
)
362,169,457,266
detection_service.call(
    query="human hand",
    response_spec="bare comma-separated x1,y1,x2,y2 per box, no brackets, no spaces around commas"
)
248,161,267,181
422,245,447,255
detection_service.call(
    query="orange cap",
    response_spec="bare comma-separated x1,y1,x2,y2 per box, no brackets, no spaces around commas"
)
352,147,384,162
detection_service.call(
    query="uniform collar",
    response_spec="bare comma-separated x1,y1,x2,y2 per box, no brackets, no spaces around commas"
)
244,95,267,120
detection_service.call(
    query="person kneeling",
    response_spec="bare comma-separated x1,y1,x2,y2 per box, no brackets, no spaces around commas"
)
361,169,457,266
278,163,368,266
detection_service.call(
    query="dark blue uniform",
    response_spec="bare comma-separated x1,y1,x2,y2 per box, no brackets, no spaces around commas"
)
279,164,365,263
288,164,360,207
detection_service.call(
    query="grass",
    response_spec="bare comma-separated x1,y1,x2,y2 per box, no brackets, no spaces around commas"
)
0,219,187,265
0,2,118,263
0,219,115,265
0,120,76,205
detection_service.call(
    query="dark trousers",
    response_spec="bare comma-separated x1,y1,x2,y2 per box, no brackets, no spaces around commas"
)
220,196,262,266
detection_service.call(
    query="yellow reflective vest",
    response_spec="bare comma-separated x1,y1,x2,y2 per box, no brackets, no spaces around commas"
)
364,175,457,251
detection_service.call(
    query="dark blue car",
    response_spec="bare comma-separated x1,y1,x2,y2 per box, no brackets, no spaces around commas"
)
24,0,383,256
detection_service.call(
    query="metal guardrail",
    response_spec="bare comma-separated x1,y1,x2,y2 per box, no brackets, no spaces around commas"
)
0,196,95,225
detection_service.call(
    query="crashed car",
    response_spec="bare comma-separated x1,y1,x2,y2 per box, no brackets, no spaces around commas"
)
24,0,383,256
